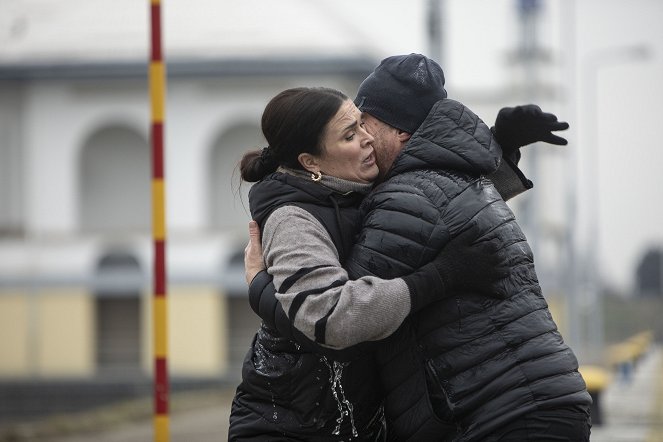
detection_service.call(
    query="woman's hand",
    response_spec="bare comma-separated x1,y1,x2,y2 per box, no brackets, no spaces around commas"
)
244,220,266,285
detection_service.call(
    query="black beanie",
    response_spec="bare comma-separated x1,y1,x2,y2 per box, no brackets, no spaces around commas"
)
355,53,447,134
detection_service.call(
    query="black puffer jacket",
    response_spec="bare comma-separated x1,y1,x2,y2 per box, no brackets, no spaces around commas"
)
345,99,591,441
229,172,385,441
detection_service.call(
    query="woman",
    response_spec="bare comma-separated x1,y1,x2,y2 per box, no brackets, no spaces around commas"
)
228,87,505,441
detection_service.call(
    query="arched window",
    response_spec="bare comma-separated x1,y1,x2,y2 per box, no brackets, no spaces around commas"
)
94,251,144,377
79,126,149,233
209,123,263,230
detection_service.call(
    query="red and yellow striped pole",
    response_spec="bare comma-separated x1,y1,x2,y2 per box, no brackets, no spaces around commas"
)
149,0,169,440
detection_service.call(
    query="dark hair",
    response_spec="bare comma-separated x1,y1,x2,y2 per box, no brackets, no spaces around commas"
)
240,87,348,182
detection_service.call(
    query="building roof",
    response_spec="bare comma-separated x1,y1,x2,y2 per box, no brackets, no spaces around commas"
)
0,0,418,65
0,56,377,80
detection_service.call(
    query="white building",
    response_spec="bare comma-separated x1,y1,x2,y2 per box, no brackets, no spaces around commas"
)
1,0,660,417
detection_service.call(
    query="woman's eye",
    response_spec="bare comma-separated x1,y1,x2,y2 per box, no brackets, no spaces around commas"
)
345,133,355,141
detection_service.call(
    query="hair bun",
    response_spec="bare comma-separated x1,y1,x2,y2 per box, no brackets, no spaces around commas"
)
260,146,275,166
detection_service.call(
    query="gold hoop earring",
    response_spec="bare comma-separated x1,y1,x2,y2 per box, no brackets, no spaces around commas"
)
311,171,322,182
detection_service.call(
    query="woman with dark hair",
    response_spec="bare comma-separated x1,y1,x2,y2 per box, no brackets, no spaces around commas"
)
228,87,505,441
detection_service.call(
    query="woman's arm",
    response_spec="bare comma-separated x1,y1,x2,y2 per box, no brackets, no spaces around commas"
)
248,270,378,361
261,205,414,350
246,201,506,353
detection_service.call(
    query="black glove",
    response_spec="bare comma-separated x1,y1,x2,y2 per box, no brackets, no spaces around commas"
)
433,228,509,295
492,104,569,157
401,229,511,312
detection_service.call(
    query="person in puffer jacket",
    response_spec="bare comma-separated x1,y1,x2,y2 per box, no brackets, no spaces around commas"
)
345,53,592,441
229,86,509,441
245,54,591,441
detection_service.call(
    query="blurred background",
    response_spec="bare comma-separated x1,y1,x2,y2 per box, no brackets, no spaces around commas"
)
0,0,661,440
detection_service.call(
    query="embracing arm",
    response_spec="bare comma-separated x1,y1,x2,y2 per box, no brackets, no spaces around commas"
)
256,205,447,352
346,178,509,294
247,268,408,361
245,204,502,357
246,269,363,359
489,104,569,201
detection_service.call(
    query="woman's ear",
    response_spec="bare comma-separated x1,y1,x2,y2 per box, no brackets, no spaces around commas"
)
298,152,320,173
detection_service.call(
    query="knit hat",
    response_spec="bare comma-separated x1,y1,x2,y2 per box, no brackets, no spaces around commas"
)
355,53,447,134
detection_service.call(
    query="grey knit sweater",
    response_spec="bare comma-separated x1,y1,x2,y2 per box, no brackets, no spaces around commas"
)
260,168,412,349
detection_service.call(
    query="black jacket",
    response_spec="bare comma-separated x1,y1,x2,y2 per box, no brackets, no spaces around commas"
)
344,99,591,441
229,172,385,441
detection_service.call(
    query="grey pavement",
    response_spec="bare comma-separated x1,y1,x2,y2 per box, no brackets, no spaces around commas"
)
590,345,662,442
42,405,231,442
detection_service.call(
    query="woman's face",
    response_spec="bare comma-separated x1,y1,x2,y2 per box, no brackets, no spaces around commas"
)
308,99,378,184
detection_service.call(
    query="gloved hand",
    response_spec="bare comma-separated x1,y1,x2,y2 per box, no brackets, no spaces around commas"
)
492,104,569,157
432,228,509,297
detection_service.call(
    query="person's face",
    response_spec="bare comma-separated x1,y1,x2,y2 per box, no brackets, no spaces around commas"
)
302,99,378,184
361,113,405,183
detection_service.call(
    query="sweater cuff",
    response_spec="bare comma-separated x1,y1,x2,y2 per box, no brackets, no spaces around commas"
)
488,155,533,202
401,262,446,312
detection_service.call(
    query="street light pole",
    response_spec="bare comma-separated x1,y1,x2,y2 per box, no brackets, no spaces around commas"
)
580,44,650,364
516,0,542,254
427,0,444,64
561,0,581,355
